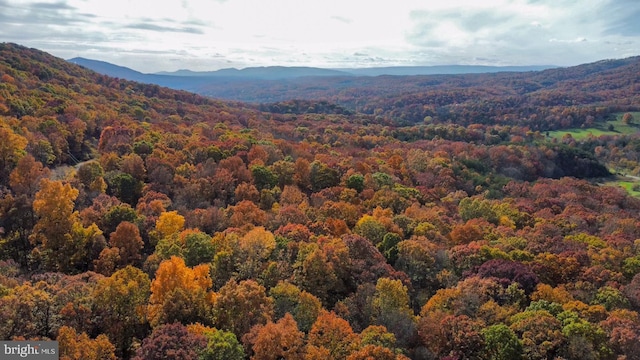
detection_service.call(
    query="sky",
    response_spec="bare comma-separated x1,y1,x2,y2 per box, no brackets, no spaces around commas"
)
1,0,639,73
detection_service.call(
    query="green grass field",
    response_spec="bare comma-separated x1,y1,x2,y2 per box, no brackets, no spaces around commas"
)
602,179,640,197
548,112,640,140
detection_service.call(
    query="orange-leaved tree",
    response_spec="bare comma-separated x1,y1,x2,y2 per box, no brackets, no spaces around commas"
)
307,310,360,360
244,313,305,360
58,326,116,360
148,256,213,327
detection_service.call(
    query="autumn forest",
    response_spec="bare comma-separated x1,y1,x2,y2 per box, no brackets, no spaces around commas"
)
3,42,640,359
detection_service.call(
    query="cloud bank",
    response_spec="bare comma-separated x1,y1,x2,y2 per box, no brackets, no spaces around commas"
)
0,0,637,72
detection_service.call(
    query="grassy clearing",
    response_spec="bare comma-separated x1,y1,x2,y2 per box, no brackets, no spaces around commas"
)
548,127,615,140
600,176,640,197
548,112,640,140
620,182,640,197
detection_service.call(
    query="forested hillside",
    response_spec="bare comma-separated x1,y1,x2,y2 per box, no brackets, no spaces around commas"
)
2,42,640,359
194,57,640,121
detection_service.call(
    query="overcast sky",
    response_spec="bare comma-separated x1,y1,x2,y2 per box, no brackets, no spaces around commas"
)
1,0,639,72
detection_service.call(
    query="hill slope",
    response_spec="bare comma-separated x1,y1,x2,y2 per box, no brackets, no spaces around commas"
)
0,43,252,166
65,54,639,110
69,57,147,81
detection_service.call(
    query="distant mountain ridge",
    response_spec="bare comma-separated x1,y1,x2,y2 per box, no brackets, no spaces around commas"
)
65,55,640,104
155,64,556,77
68,57,146,81
68,57,222,91
68,57,557,80
156,66,352,79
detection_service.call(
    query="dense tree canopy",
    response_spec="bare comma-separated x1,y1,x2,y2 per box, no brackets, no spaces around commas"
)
1,43,640,359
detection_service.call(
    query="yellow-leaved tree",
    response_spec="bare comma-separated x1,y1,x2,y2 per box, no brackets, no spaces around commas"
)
31,179,105,272
155,210,185,238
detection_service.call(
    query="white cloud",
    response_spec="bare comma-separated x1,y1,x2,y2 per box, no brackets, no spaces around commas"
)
0,0,638,71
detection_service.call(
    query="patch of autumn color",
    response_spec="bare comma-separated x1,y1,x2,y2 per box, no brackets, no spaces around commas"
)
372,207,403,235
346,345,406,360
0,124,28,170
530,283,574,304
132,322,207,360
31,179,99,272
509,310,564,360
228,200,267,228
477,300,519,326
148,256,213,326
186,323,215,336
354,215,386,245
562,301,608,323
245,313,305,360
239,226,276,260
108,221,143,266
360,325,397,349
92,266,150,357
213,279,274,338
373,278,412,316
270,281,323,332
303,345,332,360
307,310,360,360
9,154,49,198
449,219,484,244
58,326,116,360
155,210,185,238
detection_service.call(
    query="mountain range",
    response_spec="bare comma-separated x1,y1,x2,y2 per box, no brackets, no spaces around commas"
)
68,57,556,100
69,57,555,80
